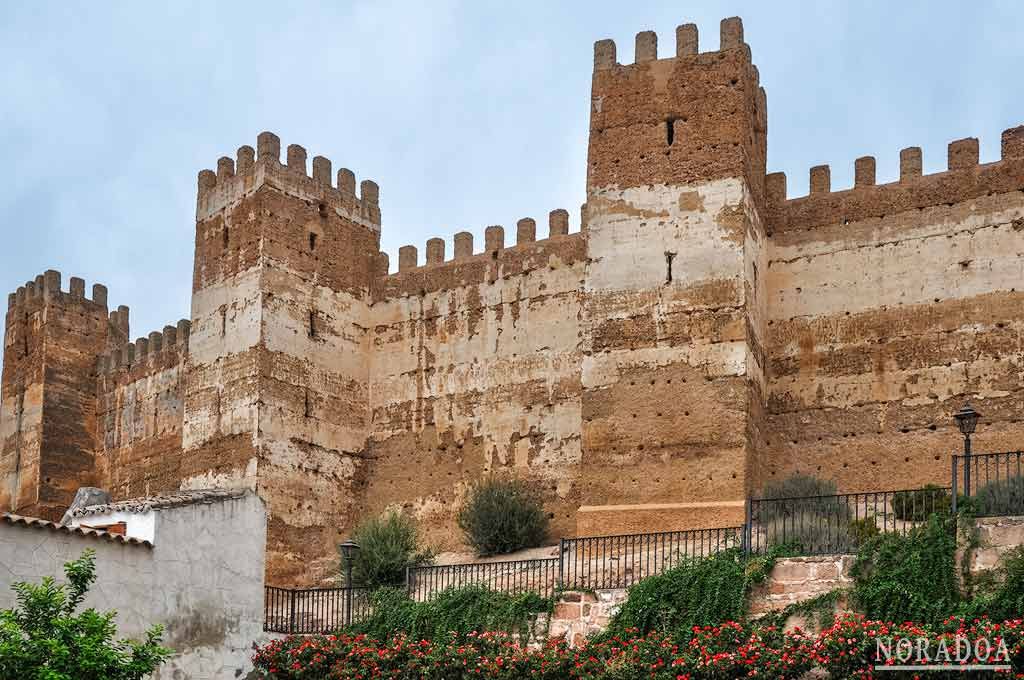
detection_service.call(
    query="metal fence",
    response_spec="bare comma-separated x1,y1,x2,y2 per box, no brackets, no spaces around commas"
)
559,526,741,590
746,486,952,556
266,450,1024,634
953,451,1024,517
264,585,373,634
407,557,560,600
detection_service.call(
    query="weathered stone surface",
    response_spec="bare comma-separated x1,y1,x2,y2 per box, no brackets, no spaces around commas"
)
1,17,1022,587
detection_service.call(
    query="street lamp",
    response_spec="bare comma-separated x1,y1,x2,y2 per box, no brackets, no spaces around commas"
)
954,403,981,496
339,539,360,626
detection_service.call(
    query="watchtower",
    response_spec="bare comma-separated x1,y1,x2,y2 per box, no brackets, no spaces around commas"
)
183,132,383,583
579,18,770,531
1,273,110,520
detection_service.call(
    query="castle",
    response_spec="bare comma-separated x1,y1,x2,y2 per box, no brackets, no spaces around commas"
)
3,17,1023,586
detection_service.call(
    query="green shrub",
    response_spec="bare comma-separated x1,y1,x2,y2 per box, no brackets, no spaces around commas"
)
602,547,781,638
349,585,550,641
458,478,549,556
851,513,960,624
347,510,434,588
762,473,838,501
0,550,170,680
963,546,1024,621
757,474,846,524
848,516,881,544
974,475,1024,517
892,484,951,521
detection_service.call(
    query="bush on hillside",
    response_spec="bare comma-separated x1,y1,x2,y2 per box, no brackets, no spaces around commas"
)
757,473,844,521
458,478,549,556
346,510,433,588
974,475,1024,517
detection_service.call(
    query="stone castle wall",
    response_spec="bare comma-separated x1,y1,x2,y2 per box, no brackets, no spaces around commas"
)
2,16,1023,586
761,136,1024,490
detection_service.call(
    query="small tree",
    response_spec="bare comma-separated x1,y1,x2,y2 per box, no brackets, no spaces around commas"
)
347,510,433,588
0,549,171,680
458,477,549,556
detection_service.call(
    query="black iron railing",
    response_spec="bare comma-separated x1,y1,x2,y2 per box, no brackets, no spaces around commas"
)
745,486,952,556
264,585,373,634
559,526,741,590
407,557,560,600
266,450,1024,634
953,451,1024,517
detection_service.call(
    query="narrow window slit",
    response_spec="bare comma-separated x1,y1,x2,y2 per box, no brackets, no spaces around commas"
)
309,232,318,251
308,310,317,338
664,251,676,284
666,118,677,146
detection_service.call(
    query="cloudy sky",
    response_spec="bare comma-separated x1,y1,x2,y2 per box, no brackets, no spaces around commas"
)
1,1,1021,362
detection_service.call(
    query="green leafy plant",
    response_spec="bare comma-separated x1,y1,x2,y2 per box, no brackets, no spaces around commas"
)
346,510,434,588
848,516,881,544
761,473,838,506
962,546,1024,621
755,473,854,553
602,546,786,638
892,484,951,521
851,513,960,624
974,475,1024,517
0,550,171,680
349,585,550,641
458,478,549,556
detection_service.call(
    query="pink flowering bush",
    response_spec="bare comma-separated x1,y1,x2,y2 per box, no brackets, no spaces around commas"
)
253,615,1024,679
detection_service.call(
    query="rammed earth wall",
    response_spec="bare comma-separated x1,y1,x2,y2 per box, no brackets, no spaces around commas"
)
2,15,1023,586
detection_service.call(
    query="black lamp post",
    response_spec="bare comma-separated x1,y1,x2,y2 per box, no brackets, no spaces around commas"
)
339,539,360,626
954,403,981,496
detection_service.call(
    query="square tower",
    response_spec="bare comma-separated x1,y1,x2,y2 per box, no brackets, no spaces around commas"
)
183,133,384,584
579,18,770,532
1,273,110,520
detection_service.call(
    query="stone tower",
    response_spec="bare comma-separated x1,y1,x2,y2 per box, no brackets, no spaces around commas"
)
579,18,769,529
0,272,111,520
182,132,382,582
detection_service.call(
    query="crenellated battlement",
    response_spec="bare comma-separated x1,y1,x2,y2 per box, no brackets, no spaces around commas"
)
593,16,748,71
390,208,578,274
195,131,381,233
6,13,1024,584
587,17,767,199
375,208,586,301
96,318,190,375
6,270,109,322
766,125,1024,232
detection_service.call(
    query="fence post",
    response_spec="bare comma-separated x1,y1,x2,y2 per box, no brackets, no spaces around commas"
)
288,589,297,635
743,498,753,555
405,566,412,597
557,537,566,590
951,455,959,515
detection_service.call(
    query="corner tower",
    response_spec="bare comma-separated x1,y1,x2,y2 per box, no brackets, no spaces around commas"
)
1,273,110,520
183,132,383,584
579,18,769,532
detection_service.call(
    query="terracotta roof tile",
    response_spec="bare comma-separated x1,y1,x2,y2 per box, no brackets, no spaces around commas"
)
1,513,152,547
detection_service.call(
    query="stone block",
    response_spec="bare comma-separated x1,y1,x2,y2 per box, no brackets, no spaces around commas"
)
552,602,581,620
